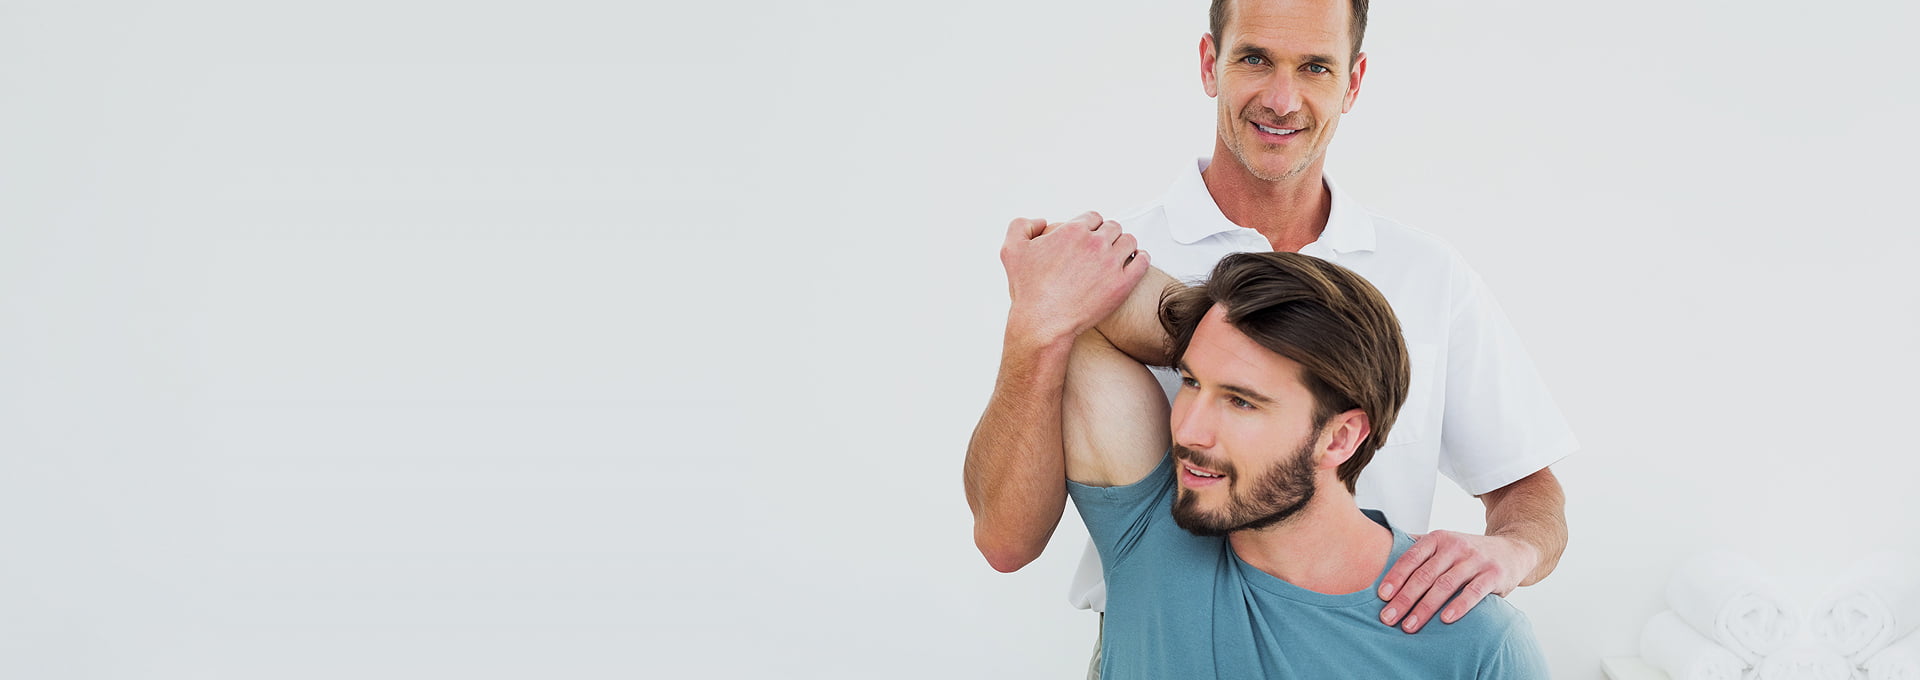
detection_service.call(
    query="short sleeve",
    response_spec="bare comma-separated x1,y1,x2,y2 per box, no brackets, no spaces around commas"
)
1437,266,1580,495
1067,453,1176,571
1479,612,1552,679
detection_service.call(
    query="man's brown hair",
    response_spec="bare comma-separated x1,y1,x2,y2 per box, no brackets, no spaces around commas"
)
1210,0,1370,64
1159,251,1409,493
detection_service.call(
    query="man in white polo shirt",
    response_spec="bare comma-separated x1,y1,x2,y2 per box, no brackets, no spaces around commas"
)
963,0,1577,672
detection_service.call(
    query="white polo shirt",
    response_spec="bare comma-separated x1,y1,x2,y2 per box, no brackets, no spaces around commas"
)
1068,158,1579,612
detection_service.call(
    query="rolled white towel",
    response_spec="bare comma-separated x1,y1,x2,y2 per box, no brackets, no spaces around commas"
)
1752,641,1855,680
1813,551,1920,666
1664,550,1796,664
1864,629,1920,680
1641,610,1748,680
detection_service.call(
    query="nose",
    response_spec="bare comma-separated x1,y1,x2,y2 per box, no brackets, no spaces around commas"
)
1171,395,1216,452
1260,71,1303,117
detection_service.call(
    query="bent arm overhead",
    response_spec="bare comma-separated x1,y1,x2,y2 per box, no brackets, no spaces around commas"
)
964,213,1149,572
1062,328,1171,488
1094,266,1181,369
965,334,1076,573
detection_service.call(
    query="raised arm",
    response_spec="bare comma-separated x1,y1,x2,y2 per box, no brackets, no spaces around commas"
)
1093,265,1180,368
1061,327,1171,488
964,213,1148,572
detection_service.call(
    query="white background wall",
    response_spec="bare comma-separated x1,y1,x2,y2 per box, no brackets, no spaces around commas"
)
2,1,1917,678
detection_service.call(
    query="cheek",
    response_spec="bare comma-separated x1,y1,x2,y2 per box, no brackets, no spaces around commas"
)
1169,393,1196,435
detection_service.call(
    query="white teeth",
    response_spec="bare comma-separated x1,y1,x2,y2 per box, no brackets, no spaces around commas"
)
1256,123,1298,135
1185,465,1224,479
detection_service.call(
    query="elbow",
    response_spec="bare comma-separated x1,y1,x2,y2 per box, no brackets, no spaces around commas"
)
983,548,1038,574
975,529,1043,573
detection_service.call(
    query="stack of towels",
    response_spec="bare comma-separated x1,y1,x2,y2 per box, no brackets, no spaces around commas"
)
1639,550,1919,679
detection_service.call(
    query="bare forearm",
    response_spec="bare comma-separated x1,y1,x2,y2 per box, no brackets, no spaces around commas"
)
1480,468,1567,587
1094,266,1180,366
963,331,1074,573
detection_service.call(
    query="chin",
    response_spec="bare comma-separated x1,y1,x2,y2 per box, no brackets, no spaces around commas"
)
1232,148,1310,183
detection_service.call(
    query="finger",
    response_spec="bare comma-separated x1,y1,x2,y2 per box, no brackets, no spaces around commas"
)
1383,549,1455,626
1005,217,1048,244
1440,573,1497,625
1051,211,1102,234
1402,562,1471,633
1125,248,1148,269
1115,233,1139,262
1378,535,1437,601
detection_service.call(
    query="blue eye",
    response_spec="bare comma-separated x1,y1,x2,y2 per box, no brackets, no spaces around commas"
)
1245,56,1266,66
1305,64,1330,74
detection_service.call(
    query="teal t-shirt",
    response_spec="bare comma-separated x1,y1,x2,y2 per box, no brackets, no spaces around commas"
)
1067,454,1549,679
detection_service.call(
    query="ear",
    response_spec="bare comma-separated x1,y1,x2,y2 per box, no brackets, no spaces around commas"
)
1201,33,1221,98
1315,408,1372,469
1341,52,1367,113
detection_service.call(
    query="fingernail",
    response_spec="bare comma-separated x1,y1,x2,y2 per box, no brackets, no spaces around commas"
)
1379,584,1394,599
1403,616,1418,631
1382,608,1397,624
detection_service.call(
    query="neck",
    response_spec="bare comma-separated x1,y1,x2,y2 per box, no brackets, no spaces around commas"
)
1226,486,1394,595
1201,143,1333,253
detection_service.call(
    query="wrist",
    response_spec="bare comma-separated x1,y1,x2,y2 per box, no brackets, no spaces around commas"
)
1491,533,1543,581
1004,313,1079,354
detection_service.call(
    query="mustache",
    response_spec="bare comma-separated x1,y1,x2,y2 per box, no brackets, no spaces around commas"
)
1240,106,1313,129
1172,444,1233,476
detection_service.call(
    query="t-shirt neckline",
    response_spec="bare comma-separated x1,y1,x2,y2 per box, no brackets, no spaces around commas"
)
1226,509,1413,607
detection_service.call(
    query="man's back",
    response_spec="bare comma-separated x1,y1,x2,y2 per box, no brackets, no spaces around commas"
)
1071,455,1550,679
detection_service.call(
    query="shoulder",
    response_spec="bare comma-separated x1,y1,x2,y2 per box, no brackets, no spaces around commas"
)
1440,599,1548,678
1109,201,1171,239
1359,210,1475,281
1341,207,1505,329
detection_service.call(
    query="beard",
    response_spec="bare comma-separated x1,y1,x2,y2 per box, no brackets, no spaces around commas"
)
1218,104,1321,182
1170,433,1319,537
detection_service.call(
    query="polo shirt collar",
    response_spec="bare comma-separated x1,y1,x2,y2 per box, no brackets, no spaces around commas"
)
1164,157,1376,254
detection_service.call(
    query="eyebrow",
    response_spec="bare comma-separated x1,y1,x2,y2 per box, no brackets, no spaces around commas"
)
1175,362,1279,406
1229,45,1271,61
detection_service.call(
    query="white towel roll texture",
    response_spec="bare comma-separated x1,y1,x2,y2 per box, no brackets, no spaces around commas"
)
1813,551,1920,667
1865,627,1920,680
1665,550,1797,664
1641,610,1749,680
1752,641,1855,680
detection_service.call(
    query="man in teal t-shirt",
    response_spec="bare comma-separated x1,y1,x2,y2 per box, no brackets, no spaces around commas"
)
1071,459,1545,678
1020,234,1548,677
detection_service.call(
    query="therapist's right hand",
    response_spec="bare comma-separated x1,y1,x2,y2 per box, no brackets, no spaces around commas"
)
999,211,1149,347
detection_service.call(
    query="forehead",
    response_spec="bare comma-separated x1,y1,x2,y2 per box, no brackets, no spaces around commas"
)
1221,0,1351,55
1185,306,1315,401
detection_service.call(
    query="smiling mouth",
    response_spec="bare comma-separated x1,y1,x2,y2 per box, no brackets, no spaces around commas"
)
1183,464,1226,479
1254,122,1301,136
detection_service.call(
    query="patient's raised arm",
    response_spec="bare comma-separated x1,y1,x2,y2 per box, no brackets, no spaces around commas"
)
1094,265,1181,369
963,213,1149,571
1062,327,1172,487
